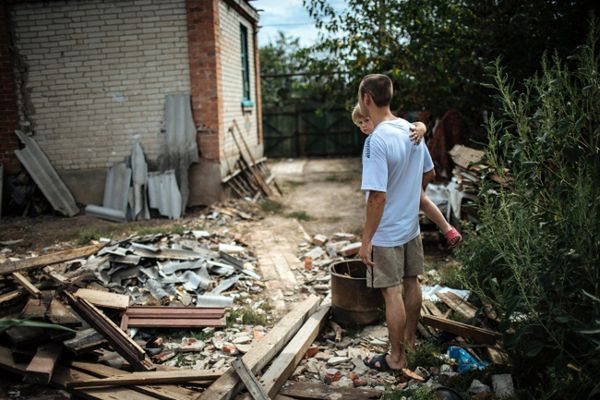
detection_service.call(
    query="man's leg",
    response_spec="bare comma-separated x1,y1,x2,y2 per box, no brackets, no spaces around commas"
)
403,276,422,348
381,284,407,369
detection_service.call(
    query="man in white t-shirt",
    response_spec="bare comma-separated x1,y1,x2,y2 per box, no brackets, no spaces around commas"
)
357,74,434,373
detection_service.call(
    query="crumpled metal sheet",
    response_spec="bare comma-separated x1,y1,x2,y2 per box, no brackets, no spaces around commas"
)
196,294,233,308
182,270,211,292
211,275,239,295
14,131,79,217
103,162,131,213
129,142,150,220
160,94,199,212
158,259,204,275
147,278,170,300
147,170,182,219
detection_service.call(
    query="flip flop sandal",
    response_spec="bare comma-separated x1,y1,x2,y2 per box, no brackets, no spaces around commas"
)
364,353,398,373
444,226,462,248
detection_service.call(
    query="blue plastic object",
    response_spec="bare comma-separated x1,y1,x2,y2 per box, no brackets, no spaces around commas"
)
447,346,488,373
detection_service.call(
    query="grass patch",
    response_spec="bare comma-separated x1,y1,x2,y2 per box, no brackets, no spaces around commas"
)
135,224,186,236
438,261,465,289
77,229,105,245
406,342,443,370
381,386,433,400
226,307,268,327
283,180,305,188
286,210,312,221
259,199,284,213
185,329,214,341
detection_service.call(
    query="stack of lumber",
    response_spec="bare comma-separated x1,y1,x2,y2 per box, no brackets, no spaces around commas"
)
223,120,282,201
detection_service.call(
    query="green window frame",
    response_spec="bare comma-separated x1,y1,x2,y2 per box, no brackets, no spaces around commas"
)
240,24,251,102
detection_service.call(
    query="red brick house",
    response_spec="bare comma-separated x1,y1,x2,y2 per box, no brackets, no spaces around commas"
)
0,0,262,207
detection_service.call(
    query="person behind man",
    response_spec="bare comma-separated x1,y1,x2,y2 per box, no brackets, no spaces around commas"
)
357,74,434,373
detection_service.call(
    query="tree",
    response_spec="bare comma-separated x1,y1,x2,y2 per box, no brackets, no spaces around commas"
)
304,0,599,126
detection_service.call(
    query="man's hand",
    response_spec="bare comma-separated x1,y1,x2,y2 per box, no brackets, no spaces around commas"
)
409,122,427,144
359,241,374,267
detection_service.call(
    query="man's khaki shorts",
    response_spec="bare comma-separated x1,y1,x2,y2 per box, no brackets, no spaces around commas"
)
366,235,424,288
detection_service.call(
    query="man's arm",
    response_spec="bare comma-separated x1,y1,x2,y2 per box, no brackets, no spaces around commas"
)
359,191,386,267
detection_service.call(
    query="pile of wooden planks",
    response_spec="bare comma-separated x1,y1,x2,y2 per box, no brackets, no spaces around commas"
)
420,294,509,366
223,120,282,201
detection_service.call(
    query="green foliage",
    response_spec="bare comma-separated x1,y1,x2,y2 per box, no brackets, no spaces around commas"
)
286,210,312,221
406,342,442,370
303,0,596,126
135,224,186,236
258,198,284,213
456,24,600,399
226,307,268,327
77,229,104,245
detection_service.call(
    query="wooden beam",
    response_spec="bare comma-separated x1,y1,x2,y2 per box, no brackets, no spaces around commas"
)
24,343,62,384
12,272,41,298
197,295,321,400
70,362,198,400
125,307,225,317
65,292,153,371
0,289,25,305
21,296,49,320
279,381,382,399
437,292,477,320
125,317,225,329
0,345,28,375
52,365,158,400
47,298,81,326
231,358,270,400
259,305,330,398
67,369,224,388
75,288,130,310
421,315,501,345
0,243,104,276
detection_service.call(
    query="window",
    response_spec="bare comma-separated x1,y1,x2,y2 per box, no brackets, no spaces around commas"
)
240,24,251,102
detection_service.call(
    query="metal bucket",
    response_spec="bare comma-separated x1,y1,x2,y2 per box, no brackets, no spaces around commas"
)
330,260,384,327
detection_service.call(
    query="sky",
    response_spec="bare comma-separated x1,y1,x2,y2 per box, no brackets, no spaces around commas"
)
253,0,347,47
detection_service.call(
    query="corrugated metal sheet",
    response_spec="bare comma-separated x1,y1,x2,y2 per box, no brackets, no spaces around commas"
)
147,170,182,219
14,131,79,217
130,142,150,220
162,94,199,211
85,204,126,222
102,162,131,213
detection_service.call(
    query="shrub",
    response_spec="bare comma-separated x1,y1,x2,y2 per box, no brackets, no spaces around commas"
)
456,23,600,399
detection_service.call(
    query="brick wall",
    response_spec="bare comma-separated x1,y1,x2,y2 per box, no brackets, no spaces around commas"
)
10,0,191,171
186,0,223,162
0,2,19,174
219,1,261,172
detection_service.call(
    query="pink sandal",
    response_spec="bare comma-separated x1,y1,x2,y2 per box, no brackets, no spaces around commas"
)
444,226,462,248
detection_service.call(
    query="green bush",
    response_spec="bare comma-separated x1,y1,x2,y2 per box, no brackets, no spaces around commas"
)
456,23,600,399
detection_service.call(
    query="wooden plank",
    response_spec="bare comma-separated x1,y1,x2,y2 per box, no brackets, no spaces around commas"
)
64,328,107,355
70,361,198,400
52,365,158,400
0,243,104,276
75,288,130,310
279,381,382,400
12,272,41,298
197,295,321,400
421,315,501,345
24,343,62,384
21,296,49,319
422,300,443,317
47,298,81,326
259,305,330,398
487,346,510,365
0,345,28,375
437,292,477,320
0,289,25,305
232,358,269,400
125,317,225,328
67,369,224,388
65,292,153,371
125,307,225,317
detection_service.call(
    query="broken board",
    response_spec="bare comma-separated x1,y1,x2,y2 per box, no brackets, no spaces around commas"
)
421,315,501,345
75,288,130,310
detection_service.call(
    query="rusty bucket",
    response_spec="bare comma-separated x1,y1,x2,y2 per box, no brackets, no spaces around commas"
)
330,260,384,327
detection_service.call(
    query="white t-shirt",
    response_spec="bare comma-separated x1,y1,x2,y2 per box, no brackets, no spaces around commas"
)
361,118,434,247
